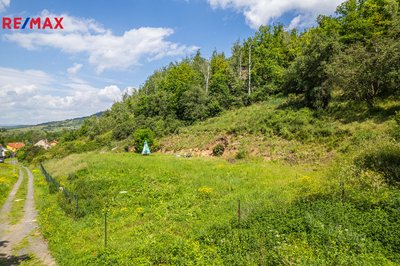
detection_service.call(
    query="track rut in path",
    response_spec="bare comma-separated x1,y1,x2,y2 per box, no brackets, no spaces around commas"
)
0,166,56,265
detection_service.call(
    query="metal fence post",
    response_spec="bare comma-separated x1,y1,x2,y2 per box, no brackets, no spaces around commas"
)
75,195,79,219
104,211,108,248
237,199,241,226
340,181,345,205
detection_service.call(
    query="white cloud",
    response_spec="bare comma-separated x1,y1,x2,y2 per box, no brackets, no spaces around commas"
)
67,63,83,75
98,85,122,102
208,0,346,29
288,14,317,30
0,68,53,98
123,86,137,96
0,0,10,12
4,10,198,73
0,67,123,125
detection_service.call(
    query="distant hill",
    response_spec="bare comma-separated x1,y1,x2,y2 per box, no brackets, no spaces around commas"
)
1,112,103,132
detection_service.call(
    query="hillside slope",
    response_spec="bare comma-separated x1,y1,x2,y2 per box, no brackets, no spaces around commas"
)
160,97,397,164
2,112,103,133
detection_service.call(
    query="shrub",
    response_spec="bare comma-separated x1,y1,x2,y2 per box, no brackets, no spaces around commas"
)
395,111,400,126
200,198,400,265
235,149,247,160
355,143,400,186
16,145,45,163
113,121,135,140
133,128,155,153
392,111,400,141
212,144,225,156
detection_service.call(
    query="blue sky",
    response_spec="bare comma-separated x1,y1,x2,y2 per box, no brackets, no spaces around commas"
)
0,0,345,125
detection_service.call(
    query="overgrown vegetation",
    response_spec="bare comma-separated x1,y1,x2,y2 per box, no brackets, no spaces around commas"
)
34,153,320,264
32,147,400,265
355,142,400,186
0,161,18,207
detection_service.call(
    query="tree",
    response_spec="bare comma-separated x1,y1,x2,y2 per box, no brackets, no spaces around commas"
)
328,38,400,107
209,51,236,109
112,120,136,140
178,86,209,123
160,62,199,116
192,50,210,95
335,0,399,44
284,29,340,109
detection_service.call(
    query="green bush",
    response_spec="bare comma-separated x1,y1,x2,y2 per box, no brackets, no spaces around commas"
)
212,143,225,156
201,198,400,265
394,111,400,126
393,111,400,141
16,145,45,163
355,143,400,186
133,128,155,153
235,148,247,160
112,121,135,140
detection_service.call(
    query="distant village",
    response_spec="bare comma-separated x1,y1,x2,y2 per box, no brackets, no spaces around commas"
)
0,139,58,158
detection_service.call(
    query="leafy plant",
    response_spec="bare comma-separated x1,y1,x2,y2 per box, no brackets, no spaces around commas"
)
235,148,248,160
355,143,400,186
212,143,225,156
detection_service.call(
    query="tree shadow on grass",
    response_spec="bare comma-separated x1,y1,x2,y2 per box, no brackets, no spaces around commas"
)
327,103,400,124
278,96,400,124
0,241,32,266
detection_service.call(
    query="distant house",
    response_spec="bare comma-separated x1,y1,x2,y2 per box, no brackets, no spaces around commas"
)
0,145,7,157
6,142,25,152
34,139,51,150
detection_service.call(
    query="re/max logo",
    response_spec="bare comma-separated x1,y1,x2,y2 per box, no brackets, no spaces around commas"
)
2,17,64,30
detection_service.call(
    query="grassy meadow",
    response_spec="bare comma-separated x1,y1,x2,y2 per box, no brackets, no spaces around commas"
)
33,150,400,265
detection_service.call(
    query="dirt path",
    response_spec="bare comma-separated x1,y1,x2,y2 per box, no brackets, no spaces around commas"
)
0,166,56,265
0,168,24,235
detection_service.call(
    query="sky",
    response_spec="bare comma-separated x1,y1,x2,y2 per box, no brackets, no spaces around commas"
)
0,0,345,125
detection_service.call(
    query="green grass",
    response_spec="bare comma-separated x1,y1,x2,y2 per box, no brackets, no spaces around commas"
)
160,97,395,164
0,162,18,207
33,151,400,265
9,170,27,225
34,152,324,265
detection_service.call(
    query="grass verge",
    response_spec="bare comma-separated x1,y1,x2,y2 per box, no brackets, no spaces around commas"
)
9,169,27,225
0,161,19,207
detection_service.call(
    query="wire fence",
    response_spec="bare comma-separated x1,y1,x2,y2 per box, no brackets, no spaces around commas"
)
40,163,79,218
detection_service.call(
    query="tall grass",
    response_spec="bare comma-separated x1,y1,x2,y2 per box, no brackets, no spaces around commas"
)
0,162,18,207
34,151,400,265
35,153,322,265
